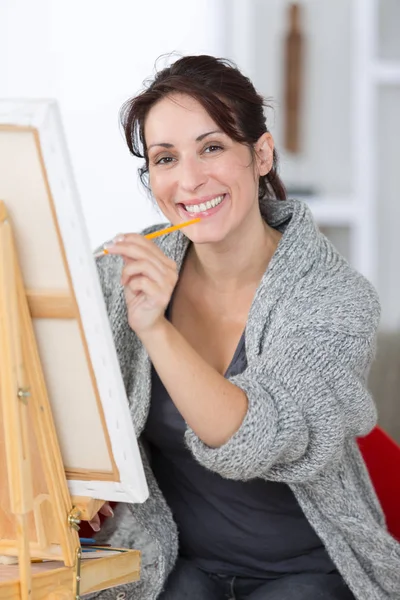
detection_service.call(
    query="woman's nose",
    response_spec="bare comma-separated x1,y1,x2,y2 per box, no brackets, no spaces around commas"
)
178,157,207,192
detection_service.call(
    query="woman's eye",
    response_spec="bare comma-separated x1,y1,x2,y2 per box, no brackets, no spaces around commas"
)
204,144,223,153
155,156,174,165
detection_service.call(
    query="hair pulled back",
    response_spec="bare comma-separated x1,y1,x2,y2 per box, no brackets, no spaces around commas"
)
120,55,286,201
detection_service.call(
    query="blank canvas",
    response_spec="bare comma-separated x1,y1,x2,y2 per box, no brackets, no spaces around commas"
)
0,99,148,504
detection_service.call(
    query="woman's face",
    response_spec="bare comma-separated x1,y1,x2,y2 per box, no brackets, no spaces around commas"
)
145,93,273,244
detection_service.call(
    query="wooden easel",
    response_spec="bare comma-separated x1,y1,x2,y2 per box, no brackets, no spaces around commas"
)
0,201,140,599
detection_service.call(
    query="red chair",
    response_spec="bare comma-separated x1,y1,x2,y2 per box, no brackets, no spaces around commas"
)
358,426,400,541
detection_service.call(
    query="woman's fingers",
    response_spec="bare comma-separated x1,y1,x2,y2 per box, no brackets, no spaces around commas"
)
121,260,178,292
106,234,176,271
124,276,162,302
99,502,114,518
88,513,101,532
105,233,178,334
120,259,167,288
88,502,114,531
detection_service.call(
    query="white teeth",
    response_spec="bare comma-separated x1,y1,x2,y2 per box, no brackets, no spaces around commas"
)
185,195,224,213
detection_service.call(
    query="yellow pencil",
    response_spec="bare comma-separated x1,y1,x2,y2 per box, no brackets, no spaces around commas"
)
144,217,201,240
95,217,200,258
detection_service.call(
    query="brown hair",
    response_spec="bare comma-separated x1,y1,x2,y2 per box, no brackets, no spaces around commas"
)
120,55,286,201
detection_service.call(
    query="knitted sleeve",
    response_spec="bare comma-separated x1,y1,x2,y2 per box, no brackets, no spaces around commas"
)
184,328,378,483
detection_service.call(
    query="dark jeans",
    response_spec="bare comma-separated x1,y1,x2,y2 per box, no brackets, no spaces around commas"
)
158,558,356,600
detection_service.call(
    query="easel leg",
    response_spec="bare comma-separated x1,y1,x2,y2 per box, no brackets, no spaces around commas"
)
16,514,32,600
0,213,33,599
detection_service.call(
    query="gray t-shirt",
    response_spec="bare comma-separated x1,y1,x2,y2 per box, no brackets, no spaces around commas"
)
143,314,336,578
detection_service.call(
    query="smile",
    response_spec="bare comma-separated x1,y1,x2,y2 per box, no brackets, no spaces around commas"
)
182,194,225,214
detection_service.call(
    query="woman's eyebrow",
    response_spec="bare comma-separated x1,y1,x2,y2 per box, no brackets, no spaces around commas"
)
196,129,223,142
147,130,224,151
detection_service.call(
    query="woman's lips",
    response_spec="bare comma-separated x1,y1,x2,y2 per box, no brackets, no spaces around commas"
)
178,194,228,219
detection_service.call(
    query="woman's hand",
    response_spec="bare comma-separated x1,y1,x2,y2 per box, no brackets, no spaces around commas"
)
88,501,114,532
105,234,178,336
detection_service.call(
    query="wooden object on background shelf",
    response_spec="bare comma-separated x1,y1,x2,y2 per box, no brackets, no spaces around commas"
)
284,2,304,153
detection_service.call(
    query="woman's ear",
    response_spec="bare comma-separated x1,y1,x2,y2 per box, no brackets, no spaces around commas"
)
254,132,274,176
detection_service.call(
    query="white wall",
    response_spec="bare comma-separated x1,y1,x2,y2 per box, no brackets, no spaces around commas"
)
227,0,400,331
1,0,225,248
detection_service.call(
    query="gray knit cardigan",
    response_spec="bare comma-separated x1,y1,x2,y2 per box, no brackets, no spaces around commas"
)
90,199,400,600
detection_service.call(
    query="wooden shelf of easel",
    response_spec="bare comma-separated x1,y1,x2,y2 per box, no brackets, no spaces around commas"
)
0,549,140,600
0,201,140,599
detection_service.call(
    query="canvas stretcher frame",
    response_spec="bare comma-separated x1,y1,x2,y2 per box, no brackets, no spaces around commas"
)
0,99,148,505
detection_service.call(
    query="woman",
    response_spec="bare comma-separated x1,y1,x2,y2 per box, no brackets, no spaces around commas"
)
91,55,400,599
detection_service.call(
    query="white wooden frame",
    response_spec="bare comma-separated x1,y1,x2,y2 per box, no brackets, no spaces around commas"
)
0,99,148,504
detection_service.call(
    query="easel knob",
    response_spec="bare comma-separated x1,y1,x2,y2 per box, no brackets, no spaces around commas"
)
18,387,31,405
68,508,81,532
